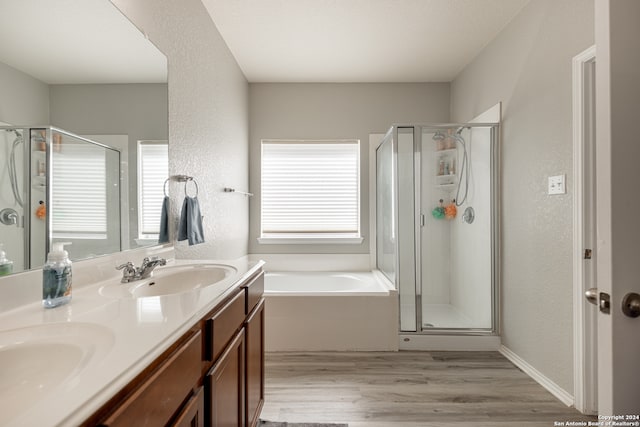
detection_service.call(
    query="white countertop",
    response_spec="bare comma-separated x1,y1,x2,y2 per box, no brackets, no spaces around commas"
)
0,257,264,427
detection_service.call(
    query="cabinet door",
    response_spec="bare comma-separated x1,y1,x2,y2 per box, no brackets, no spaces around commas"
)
172,387,205,427
243,273,264,315
101,331,202,427
206,329,245,427
206,290,246,363
245,299,265,427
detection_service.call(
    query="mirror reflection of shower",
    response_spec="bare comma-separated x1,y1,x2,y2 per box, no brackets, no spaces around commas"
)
8,129,25,208
1,127,26,272
1,126,124,274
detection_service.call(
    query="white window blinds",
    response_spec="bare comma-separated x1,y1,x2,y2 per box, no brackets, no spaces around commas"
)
51,143,108,238
138,141,168,238
261,140,360,236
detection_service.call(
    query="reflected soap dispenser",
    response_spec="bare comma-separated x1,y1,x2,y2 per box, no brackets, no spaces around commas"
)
43,242,72,308
0,244,13,276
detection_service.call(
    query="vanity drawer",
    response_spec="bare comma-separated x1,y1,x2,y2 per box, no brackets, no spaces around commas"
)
101,330,202,427
172,386,205,427
206,290,246,362
243,272,264,315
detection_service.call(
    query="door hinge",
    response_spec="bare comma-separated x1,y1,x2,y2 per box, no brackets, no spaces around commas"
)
584,249,592,259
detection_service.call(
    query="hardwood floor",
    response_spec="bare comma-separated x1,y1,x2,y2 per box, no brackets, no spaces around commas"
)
260,351,595,427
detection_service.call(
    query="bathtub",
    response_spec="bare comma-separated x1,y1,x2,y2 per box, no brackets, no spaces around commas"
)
263,271,398,351
264,271,390,296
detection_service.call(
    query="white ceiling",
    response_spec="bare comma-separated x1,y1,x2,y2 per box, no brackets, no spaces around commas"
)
0,0,166,84
202,0,530,83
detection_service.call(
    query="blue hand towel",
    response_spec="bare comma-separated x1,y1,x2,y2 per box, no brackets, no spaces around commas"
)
177,196,205,246
158,196,170,244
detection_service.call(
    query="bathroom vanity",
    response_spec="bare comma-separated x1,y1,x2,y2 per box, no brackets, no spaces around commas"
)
84,270,265,427
0,253,264,427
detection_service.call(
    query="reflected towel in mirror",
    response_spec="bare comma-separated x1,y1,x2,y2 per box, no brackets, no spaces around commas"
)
177,196,205,245
158,196,170,243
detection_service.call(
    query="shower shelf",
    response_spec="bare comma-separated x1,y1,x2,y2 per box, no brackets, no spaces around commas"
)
435,147,457,190
434,148,457,155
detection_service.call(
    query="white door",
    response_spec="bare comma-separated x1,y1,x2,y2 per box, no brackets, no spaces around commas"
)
594,0,640,415
573,46,597,415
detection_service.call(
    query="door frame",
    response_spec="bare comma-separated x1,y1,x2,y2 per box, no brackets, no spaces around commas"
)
572,44,597,415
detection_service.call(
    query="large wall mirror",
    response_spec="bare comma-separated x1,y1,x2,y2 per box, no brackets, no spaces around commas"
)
0,0,168,276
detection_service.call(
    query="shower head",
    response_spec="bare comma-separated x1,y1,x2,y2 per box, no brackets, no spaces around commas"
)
432,131,446,141
455,126,469,135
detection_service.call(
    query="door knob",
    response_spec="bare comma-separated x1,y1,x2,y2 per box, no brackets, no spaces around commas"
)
621,292,640,318
585,288,611,314
585,288,598,305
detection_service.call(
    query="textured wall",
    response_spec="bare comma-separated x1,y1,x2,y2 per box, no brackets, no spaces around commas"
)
451,0,594,393
248,83,450,255
111,0,249,259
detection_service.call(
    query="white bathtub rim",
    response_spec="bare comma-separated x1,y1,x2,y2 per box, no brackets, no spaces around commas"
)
264,270,395,297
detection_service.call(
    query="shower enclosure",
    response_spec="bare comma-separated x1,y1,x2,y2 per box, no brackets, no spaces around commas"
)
0,126,121,272
376,123,499,337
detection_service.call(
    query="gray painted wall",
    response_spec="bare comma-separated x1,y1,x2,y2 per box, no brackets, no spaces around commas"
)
112,0,249,259
49,83,168,246
248,83,450,255
450,0,594,393
0,61,49,125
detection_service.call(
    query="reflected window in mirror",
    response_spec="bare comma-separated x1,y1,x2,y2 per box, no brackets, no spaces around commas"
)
52,134,110,239
49,129,121,262
137,141,168,244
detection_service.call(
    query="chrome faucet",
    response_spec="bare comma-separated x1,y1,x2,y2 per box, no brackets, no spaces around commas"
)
116,257,167,283
138,257,167,279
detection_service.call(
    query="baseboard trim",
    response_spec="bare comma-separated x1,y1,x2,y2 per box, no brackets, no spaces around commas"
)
499,345,574,407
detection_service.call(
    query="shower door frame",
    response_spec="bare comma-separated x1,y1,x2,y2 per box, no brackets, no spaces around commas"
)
390,123,501,336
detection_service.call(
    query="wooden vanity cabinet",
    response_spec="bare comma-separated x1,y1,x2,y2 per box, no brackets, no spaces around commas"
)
206,330,245,427
244,298,265,427
173,387,205,427
86,269,265,427
97,330,203,427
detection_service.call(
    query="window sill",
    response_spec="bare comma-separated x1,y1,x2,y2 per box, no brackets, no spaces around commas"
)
257,235,364,245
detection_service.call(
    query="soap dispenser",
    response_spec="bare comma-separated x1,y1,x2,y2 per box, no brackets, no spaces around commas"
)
0,244,13,276
43,242,72,308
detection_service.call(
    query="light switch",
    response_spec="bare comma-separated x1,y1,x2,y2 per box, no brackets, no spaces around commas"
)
548,174,566,195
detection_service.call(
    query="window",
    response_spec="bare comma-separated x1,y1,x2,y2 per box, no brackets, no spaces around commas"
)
137,141,168,239
51,142,110,239
260,140,361,244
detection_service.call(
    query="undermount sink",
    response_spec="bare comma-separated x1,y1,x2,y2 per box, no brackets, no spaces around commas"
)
99,263,237,299
0,322,114,425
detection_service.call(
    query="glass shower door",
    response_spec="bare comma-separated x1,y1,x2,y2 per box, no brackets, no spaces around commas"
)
419,125,495,331
376,127,418,332
376,130,395,283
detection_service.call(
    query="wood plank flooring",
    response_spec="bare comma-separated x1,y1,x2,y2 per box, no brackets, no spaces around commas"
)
260,351,596,427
